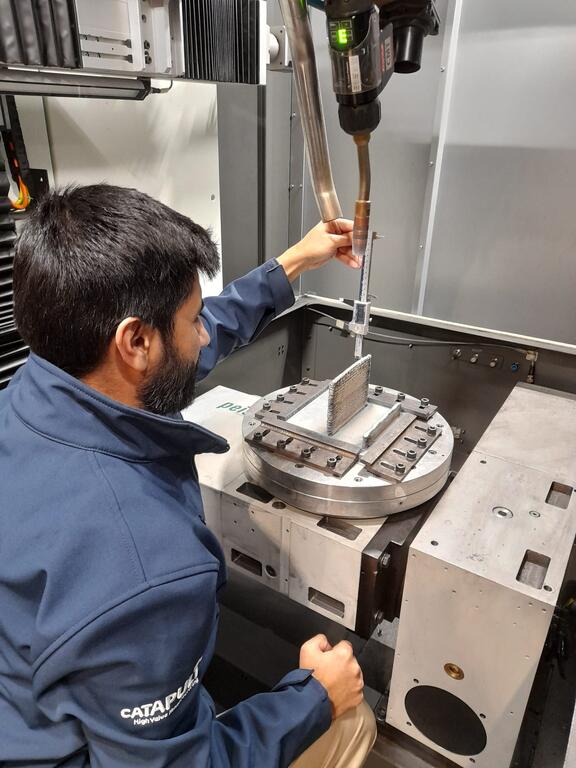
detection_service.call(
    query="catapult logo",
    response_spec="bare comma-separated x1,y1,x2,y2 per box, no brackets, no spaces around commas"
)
120,658,202,727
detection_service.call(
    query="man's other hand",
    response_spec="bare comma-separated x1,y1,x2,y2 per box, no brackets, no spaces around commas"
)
299,634,364,719
277,220,360,282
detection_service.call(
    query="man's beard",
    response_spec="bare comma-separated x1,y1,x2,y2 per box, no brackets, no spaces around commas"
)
139,335,198,416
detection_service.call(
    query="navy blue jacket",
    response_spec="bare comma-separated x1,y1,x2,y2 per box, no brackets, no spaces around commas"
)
0,260,331,767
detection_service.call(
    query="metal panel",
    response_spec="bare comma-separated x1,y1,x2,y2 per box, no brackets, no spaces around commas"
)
422,0,576,343
217,83,264,283
218,72,295,280
387,383,576,767
265,70,293,262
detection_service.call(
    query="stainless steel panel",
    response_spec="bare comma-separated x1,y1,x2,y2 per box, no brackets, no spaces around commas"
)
422,0,576,343
265,70,293,262
217,83,264,283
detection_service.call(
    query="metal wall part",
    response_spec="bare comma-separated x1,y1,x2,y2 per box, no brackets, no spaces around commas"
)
421,0,576,343
327,354,371,434
387,383,576,766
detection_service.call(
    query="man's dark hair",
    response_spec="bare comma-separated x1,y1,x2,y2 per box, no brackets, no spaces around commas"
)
14,184,219,376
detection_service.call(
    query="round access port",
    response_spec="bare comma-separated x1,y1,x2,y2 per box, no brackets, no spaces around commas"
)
405,686,487,755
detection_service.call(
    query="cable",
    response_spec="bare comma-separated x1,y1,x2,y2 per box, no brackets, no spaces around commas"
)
307,308,533,355
151,80,174,95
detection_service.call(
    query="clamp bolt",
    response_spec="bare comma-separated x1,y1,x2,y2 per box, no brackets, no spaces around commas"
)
420,398,430,408
375,385,383,395
254,431,263,441
395,462,406,475
301,377,310,385
427,424,437,436
276,394,285,402
277,439,288,449
418,437,428,448
301,447,312,458
397,392,406,401
262,401,271,410
327,456,338,468
289,385,298,392
406,449,417,460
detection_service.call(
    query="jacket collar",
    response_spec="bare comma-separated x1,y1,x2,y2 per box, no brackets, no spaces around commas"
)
9,354,229,462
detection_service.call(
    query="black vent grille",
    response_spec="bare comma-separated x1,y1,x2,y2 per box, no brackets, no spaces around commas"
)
0,0,80,69
0,167,27,390
183,0,261,84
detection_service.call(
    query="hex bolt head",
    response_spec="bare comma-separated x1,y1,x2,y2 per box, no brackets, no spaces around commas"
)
406,449,417,460
262,401,271,410
420,397,430,408
375,385,383,395
397,392,406,401
327,456,338,468
418,437,428,448
276,393,285,402
427,424,437,436
395,462,406,474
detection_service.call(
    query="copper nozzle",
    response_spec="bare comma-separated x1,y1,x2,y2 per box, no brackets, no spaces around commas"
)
353,199,371,261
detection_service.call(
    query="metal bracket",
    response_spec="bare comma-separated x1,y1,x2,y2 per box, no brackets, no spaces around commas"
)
245,423,357,478
267,25,291,71
362,420,443,481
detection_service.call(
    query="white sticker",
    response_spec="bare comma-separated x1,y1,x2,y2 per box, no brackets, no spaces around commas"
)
349,55,362,93
384,37,393,71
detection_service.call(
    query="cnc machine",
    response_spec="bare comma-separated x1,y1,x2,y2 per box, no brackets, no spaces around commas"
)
1,2,575,767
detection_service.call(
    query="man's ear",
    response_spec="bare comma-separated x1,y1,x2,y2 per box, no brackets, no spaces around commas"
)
114,317,156,372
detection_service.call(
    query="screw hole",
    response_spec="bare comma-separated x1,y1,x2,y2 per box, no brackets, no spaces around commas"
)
480,459,487,464
265,565,277,578
406,721,412,727
272,501,286,509
479,713,486,719
544,585,553,592
355,477,363,482
295,463,304,468
413,678,419,684
431,540,439,546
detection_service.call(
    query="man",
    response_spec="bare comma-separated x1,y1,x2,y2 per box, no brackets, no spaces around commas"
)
0,184,377,768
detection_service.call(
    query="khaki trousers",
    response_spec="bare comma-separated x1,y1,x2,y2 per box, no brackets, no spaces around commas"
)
290,700,377,768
